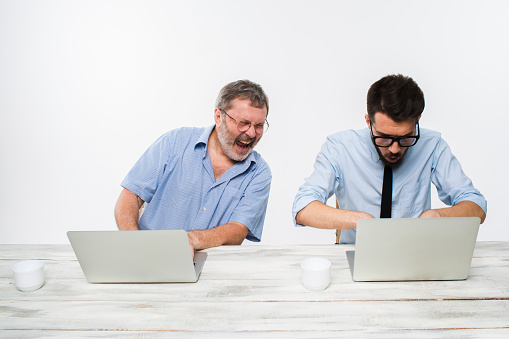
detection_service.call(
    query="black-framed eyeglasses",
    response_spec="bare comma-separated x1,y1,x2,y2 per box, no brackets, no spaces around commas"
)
370,121,420,147
220,109,269,134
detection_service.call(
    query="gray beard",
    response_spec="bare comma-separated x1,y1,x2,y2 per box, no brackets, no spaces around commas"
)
216,122,258,162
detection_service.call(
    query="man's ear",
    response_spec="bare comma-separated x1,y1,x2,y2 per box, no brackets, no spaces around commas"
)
214,108,222,125
364,114,370,127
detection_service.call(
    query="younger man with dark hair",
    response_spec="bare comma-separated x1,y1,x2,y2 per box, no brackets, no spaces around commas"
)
293,74,486,244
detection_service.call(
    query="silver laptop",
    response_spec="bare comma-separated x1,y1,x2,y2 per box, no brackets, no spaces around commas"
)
346,217,480,281
67,230,207,283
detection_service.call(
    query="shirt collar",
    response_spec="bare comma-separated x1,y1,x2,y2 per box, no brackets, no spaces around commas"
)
195,124,257,165
196,125,215,147
364,128,381,163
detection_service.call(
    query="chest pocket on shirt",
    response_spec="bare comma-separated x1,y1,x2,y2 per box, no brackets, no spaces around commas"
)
397,180,429,216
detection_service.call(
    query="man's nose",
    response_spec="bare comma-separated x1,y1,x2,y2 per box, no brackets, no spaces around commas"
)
389,141,401,154
244,124,257,138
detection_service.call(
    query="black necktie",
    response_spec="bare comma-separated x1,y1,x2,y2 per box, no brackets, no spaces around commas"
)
380,165,392,218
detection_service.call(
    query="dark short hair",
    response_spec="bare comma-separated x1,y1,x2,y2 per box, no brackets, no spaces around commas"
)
216,80,269,115
367,74,424,123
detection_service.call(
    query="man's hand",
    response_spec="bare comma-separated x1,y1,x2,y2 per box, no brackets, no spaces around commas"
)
358,212,376,221
420,209,441,218
187,231,198,258
186,222,248,254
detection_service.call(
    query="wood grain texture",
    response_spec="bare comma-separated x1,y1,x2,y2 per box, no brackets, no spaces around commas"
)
1,243,508,338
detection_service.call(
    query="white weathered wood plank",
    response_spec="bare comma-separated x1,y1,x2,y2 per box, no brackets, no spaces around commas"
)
2,299,508,332
1,328,509,338
1,274,508,303
1,329,509,338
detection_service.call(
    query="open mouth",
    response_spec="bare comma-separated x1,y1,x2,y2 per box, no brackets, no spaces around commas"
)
236,139,252,152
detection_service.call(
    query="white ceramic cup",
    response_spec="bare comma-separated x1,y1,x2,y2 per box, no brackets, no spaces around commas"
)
301,257,331,291
12,260,45,292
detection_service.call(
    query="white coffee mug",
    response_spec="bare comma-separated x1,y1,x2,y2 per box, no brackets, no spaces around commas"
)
12,260,45,292
301,257,331,291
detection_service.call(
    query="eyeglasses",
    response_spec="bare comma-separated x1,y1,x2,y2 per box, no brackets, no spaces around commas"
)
370,121,420,147
220,109,269,134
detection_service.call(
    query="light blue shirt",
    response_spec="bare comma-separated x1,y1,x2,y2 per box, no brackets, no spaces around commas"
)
122,125,272,242
292,128,487,244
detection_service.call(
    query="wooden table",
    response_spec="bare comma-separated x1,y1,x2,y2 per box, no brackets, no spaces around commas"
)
1,242,508,338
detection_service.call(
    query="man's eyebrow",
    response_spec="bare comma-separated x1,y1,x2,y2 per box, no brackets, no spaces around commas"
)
375,130,415,137
240,119,264,124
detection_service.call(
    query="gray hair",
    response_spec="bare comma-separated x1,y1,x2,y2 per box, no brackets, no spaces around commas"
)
215,80,269,115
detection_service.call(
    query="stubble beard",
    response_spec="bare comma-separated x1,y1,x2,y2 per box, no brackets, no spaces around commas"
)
375,145,405,168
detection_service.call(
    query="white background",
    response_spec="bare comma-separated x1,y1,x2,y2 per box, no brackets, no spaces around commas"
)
1,0,507,244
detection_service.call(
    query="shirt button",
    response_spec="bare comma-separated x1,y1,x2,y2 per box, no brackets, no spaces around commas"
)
203,207,206,211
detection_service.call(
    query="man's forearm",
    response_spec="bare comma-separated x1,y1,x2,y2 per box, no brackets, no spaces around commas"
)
295,201,374,230
421,201,486,223
114,188,144,230
187,222,249,251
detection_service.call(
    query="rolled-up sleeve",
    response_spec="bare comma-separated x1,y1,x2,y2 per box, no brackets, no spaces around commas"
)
121,132,174,204
229,163,272,242
431,138,487,214
292,137,340,226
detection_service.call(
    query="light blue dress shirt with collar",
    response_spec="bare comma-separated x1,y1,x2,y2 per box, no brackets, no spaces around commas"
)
292,127,487,244
121,125,272,242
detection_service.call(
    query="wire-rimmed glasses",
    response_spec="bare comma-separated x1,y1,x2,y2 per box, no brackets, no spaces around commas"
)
220,109,269,134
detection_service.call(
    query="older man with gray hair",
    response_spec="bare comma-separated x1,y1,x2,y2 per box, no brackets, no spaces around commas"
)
115,80,271,252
